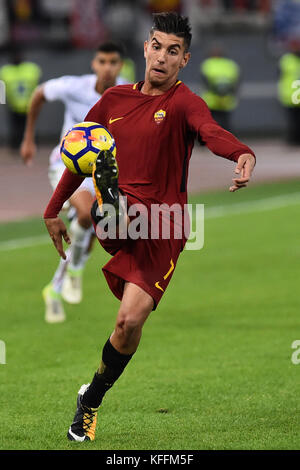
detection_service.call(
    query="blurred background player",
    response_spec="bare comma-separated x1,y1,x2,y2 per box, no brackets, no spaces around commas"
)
200,44,240,132
20,41,127,323
0,48,41,150
278,38,300,145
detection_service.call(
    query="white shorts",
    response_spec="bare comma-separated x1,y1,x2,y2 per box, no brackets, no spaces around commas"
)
48,145,95,209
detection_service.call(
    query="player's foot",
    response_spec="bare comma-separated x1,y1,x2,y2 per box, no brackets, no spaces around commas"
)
42,284,66,323
92,150,119,218
61,268,83,304
67,384,98,442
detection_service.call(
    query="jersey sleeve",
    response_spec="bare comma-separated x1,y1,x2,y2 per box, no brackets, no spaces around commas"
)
43,76,75,102
184,92,255,162
44,169,85,219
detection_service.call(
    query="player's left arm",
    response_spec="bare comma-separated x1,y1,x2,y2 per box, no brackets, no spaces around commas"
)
184,93,256,192
229,152,256,192
200,124,256,192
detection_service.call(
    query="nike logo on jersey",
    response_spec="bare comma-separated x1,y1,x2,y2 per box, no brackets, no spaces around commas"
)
109,117,124,124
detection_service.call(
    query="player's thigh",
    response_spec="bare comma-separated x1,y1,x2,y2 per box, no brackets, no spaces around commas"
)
69,190,94,227
48,160,70,210
116,282,154,331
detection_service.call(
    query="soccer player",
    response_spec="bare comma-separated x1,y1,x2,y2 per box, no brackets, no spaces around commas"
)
20,42,127,323
43,12,256,441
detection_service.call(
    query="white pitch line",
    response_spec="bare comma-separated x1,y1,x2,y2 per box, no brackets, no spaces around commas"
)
204,192,300,219
0,234,51,252
0,192,300,252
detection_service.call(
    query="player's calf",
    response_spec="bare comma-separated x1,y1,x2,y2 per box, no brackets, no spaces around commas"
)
111,283,154,354
112,309,150,354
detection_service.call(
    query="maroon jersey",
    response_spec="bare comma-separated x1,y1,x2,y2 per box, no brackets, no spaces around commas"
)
85,80,255,207
43,80,256,307
44,80,255,218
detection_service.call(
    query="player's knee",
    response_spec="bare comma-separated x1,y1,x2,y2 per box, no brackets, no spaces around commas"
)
76,211,92,229
115,313,142,342
117,315,141,334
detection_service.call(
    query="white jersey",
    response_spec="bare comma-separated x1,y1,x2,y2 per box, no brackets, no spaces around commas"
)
43,74,127,165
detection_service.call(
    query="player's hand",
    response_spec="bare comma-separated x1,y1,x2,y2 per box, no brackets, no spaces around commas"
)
230,153,256,192
20,139,36,166
44,217,71,259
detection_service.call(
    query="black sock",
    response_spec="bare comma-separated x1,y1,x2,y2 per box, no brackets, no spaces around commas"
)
81,338,133,408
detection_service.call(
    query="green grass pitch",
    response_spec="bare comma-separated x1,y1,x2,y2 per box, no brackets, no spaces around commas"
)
0,180,300,450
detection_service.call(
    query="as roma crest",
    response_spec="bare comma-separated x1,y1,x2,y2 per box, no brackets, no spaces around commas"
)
154,109,166,125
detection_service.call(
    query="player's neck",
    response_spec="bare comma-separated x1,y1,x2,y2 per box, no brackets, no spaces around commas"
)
141,79,177,96
95,80,116,95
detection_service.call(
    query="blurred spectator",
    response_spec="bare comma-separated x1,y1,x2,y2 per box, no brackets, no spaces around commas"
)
40,0,72,46
6,0,42,44
40,0,72,17
0,0,9,47
101,0,139,52
0,49,41,149
227,1,256,11
71,0,107,48
200,44,240,132
272,0,300,47
201,0,271,13
258,0,271,13
222,0,234,9
147,0,182,13
222,0,270,11
278,38,300,145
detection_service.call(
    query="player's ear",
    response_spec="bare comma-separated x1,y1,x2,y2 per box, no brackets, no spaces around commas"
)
117,60,124,74
91,58,96,73
179,51,191,70
144,40,148,59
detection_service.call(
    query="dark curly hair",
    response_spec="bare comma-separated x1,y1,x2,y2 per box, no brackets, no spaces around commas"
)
150,12,192,51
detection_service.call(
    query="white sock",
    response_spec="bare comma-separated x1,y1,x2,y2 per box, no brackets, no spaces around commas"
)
68,218,94,272
51,248,71,294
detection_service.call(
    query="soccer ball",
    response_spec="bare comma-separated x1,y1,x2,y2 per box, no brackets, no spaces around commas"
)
60,121,116,176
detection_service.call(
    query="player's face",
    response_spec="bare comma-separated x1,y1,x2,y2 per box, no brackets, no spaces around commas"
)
144,31,190,89
91,52,123,87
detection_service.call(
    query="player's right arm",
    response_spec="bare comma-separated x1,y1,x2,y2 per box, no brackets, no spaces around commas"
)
20,84,46,165
21,75,71,165
44,168,85,258
44,216,71,259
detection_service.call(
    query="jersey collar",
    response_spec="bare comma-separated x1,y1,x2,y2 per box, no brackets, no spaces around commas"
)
133,80,182,94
